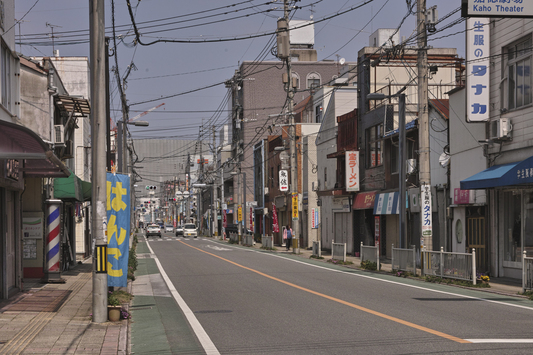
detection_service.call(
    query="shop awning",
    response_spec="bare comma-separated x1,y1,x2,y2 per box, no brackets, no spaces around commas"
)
0,119,70,178
374,192,400,215
54,170,92,202
460,156,533,190
353,191,377,210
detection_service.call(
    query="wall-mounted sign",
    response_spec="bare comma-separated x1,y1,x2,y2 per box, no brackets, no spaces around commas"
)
462,0,533,18
292,192,298,220
421,183,433,237
466,17,490,122
5,159,20,181
279,170,289,191
345,151,360,192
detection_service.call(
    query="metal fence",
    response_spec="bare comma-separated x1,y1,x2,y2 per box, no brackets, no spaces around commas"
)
523,251,533,292
261,235,273,249
228,232,239,244
332,243,346,262
421,247,476,284
391,244,416,275
360,242,380,269
243,234,254,247
312,241,321,258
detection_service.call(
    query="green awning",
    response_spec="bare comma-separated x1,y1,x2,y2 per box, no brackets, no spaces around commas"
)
54,170,92,202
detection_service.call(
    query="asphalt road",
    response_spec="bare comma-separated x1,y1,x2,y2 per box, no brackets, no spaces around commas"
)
144,235,533,354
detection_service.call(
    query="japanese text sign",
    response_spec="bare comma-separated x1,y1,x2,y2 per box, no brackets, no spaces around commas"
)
346,151,360,192
466,18,490,122
272,204,279,233
106,173,131,287
292,192,299,220
421,183,433,237
279,170,289,191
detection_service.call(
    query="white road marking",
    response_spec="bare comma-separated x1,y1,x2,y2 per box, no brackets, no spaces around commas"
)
466,339,533,343
206,240,533,312
146,239,220,355
206,245,232,251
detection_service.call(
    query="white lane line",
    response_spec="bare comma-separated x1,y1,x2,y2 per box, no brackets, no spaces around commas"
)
206,240,533,312
466,339,533,343
146,239,220,355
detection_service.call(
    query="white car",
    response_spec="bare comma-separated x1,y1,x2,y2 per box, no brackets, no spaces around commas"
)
146,224,161,238
164,225,174,233
183,224,197,238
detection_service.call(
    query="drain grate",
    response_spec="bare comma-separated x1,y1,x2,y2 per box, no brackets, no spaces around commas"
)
130,306,153,311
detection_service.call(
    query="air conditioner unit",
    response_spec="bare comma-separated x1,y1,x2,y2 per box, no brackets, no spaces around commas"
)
490,118,511,140
54,125,65,145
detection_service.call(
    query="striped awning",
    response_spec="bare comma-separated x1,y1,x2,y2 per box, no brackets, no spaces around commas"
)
373,192,400,215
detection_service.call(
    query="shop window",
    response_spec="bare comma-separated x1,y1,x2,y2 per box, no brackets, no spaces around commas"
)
366,124,383,168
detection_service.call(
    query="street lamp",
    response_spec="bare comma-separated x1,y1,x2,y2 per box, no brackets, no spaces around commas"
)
367,90,407,249
117,120,149,173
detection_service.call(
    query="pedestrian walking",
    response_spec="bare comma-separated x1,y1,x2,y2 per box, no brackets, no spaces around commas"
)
284,225,292,251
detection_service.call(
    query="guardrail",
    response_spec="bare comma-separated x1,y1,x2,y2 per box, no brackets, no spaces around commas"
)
261,235,273,249
360,242,380,269
332,242,346,262
421,247,476,285
312,241,321,258
391,244,416,275
523,251,533,292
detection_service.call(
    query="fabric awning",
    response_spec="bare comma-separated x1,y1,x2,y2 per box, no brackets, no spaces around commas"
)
54,170,92,202
353,191,377,210
460,156,533,190
0,119,70,178
374,192,400,215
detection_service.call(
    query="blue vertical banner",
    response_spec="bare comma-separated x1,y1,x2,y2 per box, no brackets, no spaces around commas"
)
106,173,131,287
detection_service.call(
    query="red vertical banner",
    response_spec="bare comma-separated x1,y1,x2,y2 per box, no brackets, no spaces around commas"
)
223,209,227,228
272,204,279,233
250,207,253,232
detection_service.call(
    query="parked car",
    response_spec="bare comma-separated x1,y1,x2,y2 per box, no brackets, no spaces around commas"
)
164,225,174,233
183,223,197,238
146,224,162,238
175,226,183,236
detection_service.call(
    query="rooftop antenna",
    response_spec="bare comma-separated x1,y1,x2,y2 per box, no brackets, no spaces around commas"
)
46,22,62,55
310,3,315,20
15,19,27,53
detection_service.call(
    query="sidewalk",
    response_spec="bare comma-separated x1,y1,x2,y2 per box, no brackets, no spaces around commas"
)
0,260,128,355
222,236,527,298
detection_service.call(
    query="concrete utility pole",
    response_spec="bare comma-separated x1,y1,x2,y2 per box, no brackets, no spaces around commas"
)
89,0,108,323
284,0,299,249
212,126,218,237
417,0,432,250
186,153,191,223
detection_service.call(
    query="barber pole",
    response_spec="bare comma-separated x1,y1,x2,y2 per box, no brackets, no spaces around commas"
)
44,199,63,282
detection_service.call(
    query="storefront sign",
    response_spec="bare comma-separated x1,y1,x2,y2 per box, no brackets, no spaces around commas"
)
421,183,433,237
250,207,254,231
272,204,279,233
223,209,227,228
238,205,242,222
466,17,490,122
353,191,376,209
463,0,533,18
311,208,319,229
5,159,20,181
454,188,470,204
23,212,43,239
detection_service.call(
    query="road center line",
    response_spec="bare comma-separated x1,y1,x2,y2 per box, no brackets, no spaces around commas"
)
179,240,470,344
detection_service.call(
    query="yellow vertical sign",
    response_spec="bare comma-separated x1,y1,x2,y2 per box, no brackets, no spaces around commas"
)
238,206,242,222
292,193,298,220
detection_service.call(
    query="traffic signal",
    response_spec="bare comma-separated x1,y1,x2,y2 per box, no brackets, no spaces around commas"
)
145,185,157,190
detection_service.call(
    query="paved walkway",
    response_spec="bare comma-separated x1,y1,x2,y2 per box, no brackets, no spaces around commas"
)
0,261,128,355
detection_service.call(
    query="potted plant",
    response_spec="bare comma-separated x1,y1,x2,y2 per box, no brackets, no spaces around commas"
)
108,293,121,322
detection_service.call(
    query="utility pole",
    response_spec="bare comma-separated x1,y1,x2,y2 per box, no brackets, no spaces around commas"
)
199,127,204,234
283,0,299,249
417,0,432,251
186,153,191,224
212,126,218,237
89,0,107,323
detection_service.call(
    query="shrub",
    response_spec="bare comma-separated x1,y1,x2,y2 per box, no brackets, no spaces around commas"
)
360,260,378,270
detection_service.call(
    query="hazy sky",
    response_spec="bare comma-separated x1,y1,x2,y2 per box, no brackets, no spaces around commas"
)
15,0,465,141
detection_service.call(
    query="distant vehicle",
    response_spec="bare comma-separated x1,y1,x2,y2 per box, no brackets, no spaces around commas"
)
146,224,162,238
183,223,197,238
175,226,183,236
164,225,174,233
